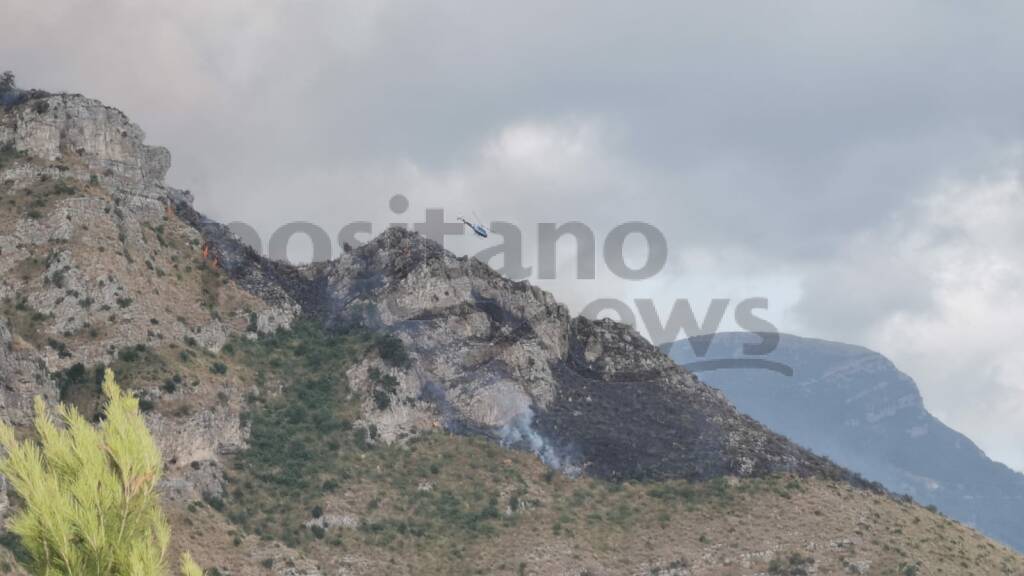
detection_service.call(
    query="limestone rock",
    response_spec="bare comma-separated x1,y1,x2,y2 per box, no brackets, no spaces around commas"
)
1,94,176,200
0,319,57,427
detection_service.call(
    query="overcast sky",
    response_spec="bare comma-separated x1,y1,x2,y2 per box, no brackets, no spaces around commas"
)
3,1,1024,471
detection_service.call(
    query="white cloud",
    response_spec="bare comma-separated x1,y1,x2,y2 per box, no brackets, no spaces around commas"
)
794,155,1024,470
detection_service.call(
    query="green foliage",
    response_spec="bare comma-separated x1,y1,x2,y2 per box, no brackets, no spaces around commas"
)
0,369,204,575
0,143,22,171
0,71,14,93
374,333,409,368
47,338,71,359
53,180,76,196
368,367,399,410
53,362,101,402
223,321,512,551
118,344,148,363
897,562,921,576
234,321,365,494
768,551,815,576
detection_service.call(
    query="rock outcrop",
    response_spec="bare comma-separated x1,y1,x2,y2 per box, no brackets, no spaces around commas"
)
0,92,296,473
1,93,182,201
0,318,57,426
198,224,856,482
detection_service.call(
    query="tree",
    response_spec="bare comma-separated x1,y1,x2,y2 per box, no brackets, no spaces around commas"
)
0,71,14,93
0,369,204,576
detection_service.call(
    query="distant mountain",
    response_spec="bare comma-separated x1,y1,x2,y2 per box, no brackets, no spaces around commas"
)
666,332,1024,552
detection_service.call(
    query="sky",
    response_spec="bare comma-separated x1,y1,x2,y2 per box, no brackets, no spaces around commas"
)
3,1,1024,470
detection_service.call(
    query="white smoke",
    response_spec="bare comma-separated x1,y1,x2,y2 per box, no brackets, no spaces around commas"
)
498,407,579,476
422,377,579,474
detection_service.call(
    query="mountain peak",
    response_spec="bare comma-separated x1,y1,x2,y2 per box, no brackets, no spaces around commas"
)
1,92,187,203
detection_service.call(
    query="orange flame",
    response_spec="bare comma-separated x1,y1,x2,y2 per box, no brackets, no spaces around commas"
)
201,242,220,270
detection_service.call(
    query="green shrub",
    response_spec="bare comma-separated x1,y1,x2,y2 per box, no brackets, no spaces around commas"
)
54,181,76,195
375,334,409,368
768,551,815,576
0,143,22,171
53,363,97,403
0,71,14,93
369,367,400,410
118,344,147,363
47,338,71,359
0,369,205,575
203,493,226,512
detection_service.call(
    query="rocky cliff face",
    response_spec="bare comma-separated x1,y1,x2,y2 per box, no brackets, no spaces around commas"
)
0,92,295,470
188,208,855,482
0,93,183,202
188,207,860,479
301,229,854,482
0,318,56,427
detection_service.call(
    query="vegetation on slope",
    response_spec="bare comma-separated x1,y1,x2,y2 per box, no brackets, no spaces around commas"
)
0,370,203,575
1,314,1019,574
164,321,1021,576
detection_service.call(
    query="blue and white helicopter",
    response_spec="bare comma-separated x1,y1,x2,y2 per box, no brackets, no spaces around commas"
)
458,214,489,238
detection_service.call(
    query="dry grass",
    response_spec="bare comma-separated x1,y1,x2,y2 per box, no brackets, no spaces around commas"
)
161,323,1024,576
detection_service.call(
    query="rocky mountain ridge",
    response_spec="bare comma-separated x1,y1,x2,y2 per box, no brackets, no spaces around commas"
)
1,88,1021,575
191,201,856,483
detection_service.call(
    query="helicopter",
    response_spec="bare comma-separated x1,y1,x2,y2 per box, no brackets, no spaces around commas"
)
458,215,489,238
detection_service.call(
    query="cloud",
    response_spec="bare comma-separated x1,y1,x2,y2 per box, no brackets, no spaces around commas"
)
793,154,1024,469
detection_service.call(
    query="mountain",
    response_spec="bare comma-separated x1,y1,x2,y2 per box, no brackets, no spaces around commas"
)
1,88,1021,575
666,332,1024,553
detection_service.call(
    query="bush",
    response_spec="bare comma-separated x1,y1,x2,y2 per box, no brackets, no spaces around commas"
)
54,181,76,195
372,390,391,410
0,369,205,575
203,493,226,512
375,334,409,368
47,338,71,359
54,363,92,402
369,366,400,410
768,552,815,576
0,144,21,170
117,344,147,363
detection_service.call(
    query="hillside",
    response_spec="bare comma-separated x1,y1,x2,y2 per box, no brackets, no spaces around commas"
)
0,89,1021,575
667,332,1024,554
